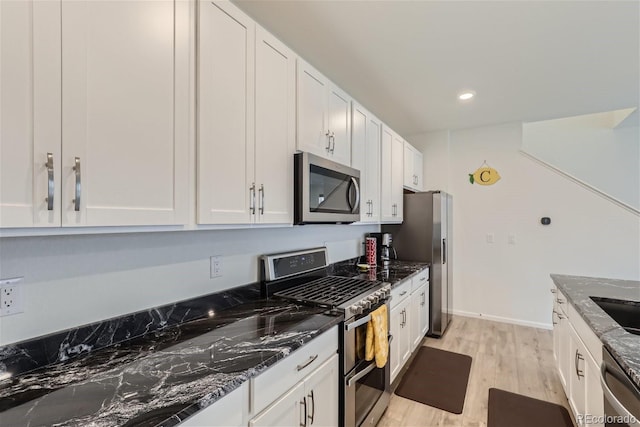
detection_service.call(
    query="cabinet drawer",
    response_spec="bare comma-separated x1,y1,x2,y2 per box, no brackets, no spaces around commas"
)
251,325,338,415
411,269,429,293
391,279,412,307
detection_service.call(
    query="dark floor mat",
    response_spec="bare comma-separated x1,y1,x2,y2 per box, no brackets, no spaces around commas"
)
487,388,574,427
394,346,472,414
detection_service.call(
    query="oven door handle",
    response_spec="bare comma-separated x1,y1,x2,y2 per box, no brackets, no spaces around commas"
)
600,362,639,423
346,361,377,387
345,314,372,332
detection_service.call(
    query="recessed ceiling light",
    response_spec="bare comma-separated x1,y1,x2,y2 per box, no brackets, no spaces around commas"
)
458,91,475,101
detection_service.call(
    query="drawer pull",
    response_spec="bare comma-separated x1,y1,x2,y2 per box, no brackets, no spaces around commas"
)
297,354,318,371
399,290,407,296
420,276,427,281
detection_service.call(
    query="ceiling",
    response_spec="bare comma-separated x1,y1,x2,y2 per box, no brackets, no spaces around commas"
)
234,0,639,136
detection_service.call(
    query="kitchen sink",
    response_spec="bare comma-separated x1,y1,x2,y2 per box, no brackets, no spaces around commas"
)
590,297,640,336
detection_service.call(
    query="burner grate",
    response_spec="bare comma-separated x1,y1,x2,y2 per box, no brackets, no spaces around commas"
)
274,276,383,308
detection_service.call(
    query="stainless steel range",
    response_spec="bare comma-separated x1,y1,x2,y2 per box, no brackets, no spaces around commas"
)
261,247,392,427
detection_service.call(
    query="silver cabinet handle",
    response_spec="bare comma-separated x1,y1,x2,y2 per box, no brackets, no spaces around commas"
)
575,350,584,378
249,183,256,215
550,289,557,294
296,354,318,371
556,298,565,304
399,290,407,296
346,361,376,387
421,291,425,306
330,131,335,153
350,177,360,214
72,157,81,211
300,395,308,427
259,184,265,215
325,131,332,152
45,153,54,210
308,390,315,425
420,276,427,282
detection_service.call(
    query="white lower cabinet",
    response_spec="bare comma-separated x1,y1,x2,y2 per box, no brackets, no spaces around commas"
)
390,295,411,383
410,282,429,351
250,354,339,427
180,383,248,427
551,287,604,427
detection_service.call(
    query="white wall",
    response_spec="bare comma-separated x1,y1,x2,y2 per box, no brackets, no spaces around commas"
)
410,123,640,329
0,224,376,345
522,112,640,210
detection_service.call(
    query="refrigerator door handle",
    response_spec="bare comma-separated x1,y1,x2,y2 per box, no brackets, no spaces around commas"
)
442,238,446,264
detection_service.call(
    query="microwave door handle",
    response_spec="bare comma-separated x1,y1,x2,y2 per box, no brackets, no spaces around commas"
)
350,177,360,214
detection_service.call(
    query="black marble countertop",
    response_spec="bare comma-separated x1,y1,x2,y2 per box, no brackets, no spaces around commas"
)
0,288,341,427
550,274,640,389
330,258,430,286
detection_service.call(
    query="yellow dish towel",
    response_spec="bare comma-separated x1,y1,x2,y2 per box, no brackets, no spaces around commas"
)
365,305,388,368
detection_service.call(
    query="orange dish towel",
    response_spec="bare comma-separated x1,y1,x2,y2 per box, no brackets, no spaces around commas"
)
365,305,389,368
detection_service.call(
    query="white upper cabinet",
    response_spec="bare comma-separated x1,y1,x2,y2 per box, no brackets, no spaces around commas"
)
198,1,295,225
351,103,381,222
297,59,351,166
403,141,424,192
1,0,61,228
61,0,189,226
254,26,296,224
381,126,404,223
1,0,190,228
198,1,255,224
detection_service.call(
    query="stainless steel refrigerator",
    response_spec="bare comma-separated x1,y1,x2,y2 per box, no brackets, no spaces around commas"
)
382,191,453,337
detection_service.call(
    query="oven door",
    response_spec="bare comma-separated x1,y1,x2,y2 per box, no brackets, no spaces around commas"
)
294,152,360,224
342,303,391,427
601,347,640,426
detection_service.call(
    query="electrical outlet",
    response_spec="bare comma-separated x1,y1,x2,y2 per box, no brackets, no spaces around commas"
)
508,234,516,245
0,277,24,316
210,256,223,278
486,233,495,244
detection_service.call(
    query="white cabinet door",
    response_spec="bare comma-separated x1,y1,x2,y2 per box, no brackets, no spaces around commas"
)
303,354,339,427
1,0,61,228
410,289,422,352
297,59,329,159
557,310,570,392
198,0,255,224
390,296,411,383
569,325,586,425
327,84,351,166
366,116,382,222
351,103,380,223
414,149,423,191
380,126,394,222
584,351,604,427
403,142,424,191
62,0,189,226
391,133,404,221
250,381,305,427
403,142,415,190
254,26,295,224
412,282,429,341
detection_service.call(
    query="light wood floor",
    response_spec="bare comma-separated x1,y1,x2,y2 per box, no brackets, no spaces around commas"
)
377,315,571,427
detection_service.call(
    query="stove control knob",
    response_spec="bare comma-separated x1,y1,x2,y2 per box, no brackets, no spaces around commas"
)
351,303,364,315
368,295,379,304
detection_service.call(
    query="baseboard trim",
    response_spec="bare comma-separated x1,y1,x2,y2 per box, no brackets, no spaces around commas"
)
452,309,553,330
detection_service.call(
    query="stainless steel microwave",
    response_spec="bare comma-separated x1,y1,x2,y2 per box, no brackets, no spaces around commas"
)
294,152,360,224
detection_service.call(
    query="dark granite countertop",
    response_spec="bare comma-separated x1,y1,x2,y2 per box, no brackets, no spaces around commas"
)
0,286,342,427
550,274,640,389
330,258,429,286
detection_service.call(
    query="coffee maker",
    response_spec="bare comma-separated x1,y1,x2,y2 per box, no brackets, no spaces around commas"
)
367,232,395,268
